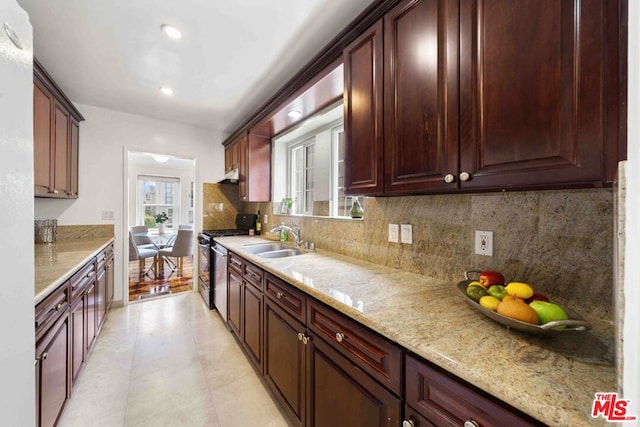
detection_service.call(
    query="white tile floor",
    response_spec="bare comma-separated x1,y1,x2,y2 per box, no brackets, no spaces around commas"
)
59,292,289,427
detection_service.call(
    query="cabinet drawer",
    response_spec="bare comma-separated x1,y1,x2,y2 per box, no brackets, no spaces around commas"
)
228,252,243,273
35,282,69,341
265,273,306,323
69,260,96,300
307,299,402,395
96,243,113,268
405,355,540,427
244,262,264,291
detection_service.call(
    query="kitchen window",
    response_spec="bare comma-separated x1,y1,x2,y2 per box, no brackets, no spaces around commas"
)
137,175,180,229
289,138,315,215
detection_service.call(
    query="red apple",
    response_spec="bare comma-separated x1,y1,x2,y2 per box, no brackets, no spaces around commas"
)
526,293,550,303
479,270,505,289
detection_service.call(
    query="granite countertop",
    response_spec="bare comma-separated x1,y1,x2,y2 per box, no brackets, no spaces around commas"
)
34,237,115,305
216,236,616,427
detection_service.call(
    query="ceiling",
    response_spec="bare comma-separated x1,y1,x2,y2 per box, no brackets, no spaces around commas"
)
17,0,377,135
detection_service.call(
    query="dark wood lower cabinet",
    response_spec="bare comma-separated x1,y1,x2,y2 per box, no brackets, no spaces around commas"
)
36,310,70,427
242,283,263,373
264,300,306,427
308,333,401,427
70,297,85,385
96,267,106,330
227,268,243,338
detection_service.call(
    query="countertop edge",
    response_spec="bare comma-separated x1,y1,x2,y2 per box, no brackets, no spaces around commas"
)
34,237,115,305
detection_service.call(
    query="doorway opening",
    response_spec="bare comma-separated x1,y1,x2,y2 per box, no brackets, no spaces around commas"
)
127,151,196,302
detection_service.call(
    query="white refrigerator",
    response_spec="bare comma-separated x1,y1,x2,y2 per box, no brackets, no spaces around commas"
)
0,0,34,425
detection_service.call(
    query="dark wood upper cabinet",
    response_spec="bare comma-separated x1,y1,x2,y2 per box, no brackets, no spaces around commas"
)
225,131,271,202
384,0,459,194
33,59,84,199
458,0,622,190
343,20,385,195
343,0,624,195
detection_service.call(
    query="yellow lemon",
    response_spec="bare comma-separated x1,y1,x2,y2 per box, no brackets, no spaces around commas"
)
505,282,534,299
479,295,500,311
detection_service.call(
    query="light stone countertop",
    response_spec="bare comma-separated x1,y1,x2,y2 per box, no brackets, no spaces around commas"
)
216,235,616,427
34,237,115,305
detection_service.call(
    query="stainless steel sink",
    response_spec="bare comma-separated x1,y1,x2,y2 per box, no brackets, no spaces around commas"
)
258,248,305,258
242,242,290,254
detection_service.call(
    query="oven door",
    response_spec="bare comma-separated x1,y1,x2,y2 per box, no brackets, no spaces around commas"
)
197,241,212,308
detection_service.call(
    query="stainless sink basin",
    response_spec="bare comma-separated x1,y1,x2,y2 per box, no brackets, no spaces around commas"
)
242,242,290,254
258,248,305,258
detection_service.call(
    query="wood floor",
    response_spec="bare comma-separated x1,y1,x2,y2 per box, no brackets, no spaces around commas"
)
128,255,194,301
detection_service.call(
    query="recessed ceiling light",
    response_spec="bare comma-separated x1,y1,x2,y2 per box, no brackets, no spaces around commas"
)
287,110,303,119
151,154,171,163
159,86,174,96
161,24,182,40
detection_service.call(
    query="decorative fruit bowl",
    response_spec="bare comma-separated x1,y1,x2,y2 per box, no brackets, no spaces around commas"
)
456,275,591,335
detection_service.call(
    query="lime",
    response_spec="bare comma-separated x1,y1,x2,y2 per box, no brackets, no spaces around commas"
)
466,284,488,302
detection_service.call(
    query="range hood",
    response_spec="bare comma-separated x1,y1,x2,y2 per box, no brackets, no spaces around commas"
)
218,168,239,184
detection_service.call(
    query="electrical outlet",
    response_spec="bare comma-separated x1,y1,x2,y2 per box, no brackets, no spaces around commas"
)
263,214,268,224
475,230,493,256
102,210,114,221
388,224,399,243
400,224,413,244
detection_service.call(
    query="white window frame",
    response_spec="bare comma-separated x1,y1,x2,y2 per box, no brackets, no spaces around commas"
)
287,137,315,215
136,175,181,229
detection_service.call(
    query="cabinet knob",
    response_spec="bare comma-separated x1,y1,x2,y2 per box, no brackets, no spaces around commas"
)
335,332,345,343
459,171,471,182
464,420,480,427
42,352,48,361
402,420,416,427
54,303,63,311
276,292,284,299
302,335,310,345
444,174,455,183
297,332,304,341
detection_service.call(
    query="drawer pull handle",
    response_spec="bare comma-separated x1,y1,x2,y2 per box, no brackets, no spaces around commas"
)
297,332,304,341
276,292,284,299
54,303,63,311
464,420,480,427
402,421,415,427
42,352,48,361
86,271,95,279
335,332,345,343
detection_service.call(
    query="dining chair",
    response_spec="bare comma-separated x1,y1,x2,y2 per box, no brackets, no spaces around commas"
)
158,229,194,277
178,224,192,230
130,225,156,250
129,231,158,279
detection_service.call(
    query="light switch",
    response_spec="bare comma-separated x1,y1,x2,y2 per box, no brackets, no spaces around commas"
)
401,224,413,244
388,224,399,243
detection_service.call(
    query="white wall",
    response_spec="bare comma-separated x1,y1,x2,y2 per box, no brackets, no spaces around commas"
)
0,1,34,424
624,0,640,415
35,104,226,303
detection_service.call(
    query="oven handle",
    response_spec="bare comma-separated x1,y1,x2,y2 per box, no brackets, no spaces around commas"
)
212,245,227,257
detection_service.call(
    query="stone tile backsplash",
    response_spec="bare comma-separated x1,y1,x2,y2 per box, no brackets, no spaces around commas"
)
245,188,613,322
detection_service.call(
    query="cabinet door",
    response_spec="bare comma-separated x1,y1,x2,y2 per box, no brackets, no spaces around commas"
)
68,118,79,198
384,0,459,194
96,267,107,330
36,312,70,427
33,80,53,196
52,102,70,196
86,282,97,352
242,282,263,373
224,146,233,172
238,135,248,201
343,20,384,196
245,133,271,202
70,297,85,385
458,0,620,189
264,301,306,427
307,333,401,427
227,268,243,338
106,256,114,308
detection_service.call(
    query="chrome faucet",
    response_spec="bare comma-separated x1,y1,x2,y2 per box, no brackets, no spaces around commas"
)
269,222,302,246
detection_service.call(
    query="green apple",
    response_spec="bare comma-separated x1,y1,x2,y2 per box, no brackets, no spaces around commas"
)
529,301,569,327
487,285,509,301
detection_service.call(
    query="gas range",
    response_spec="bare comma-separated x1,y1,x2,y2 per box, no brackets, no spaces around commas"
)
199,213,257,240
